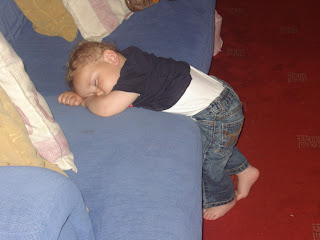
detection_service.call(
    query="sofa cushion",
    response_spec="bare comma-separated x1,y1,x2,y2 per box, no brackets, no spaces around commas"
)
0,86,66,176
0,167,95,240
13,0,78,42
105,0,215,73
62,0,133,41
0,0,27,45
0,32,77,172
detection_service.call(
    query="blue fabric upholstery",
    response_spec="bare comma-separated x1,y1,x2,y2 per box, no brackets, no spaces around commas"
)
0,166,95,240
1,0,216,239
0,0,26,45
106,0,216,72
47,98,203,239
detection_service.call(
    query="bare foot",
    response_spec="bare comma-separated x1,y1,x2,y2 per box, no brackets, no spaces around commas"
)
203,198,236,220
236,165,259,201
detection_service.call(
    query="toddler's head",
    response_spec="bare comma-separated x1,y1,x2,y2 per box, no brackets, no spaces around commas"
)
66,41,119,90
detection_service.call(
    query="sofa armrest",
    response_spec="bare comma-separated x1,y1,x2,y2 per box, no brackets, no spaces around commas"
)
0,166,95,240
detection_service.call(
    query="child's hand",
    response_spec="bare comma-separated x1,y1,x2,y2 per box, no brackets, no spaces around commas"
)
58,91,83,106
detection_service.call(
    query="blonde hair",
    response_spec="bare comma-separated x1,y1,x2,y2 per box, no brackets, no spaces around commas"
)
66,41,119,90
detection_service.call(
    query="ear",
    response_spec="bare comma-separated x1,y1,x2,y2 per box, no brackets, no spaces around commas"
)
102,50,120,65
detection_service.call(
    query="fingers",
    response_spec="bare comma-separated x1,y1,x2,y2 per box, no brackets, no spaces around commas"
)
58,92,82,106
69,97,81,106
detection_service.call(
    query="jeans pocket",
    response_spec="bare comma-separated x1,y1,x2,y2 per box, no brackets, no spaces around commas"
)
217,116,244,156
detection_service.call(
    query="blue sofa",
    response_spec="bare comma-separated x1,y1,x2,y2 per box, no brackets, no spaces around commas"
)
0,0,216,239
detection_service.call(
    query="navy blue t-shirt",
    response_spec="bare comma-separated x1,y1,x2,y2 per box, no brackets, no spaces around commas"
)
112,46,191,111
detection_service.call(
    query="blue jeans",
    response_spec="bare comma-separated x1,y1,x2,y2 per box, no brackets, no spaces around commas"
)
191,77,249,208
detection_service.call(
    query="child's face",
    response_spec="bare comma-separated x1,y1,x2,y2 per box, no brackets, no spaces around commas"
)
73,50,121,98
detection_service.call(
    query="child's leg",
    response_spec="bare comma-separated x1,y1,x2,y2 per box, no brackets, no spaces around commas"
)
202,168,237,220
226,147,260,201
203,147,260,220
192,84,254,220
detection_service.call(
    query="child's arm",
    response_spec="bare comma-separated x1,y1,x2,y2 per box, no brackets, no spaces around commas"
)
82,90,139,117
58,91,83,106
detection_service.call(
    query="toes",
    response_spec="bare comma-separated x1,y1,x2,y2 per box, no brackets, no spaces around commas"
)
203,211,216,220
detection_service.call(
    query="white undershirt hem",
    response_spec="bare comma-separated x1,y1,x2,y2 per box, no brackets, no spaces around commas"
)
163,66,224,116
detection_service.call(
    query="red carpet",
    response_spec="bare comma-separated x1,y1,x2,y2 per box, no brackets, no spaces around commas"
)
204,0,320,239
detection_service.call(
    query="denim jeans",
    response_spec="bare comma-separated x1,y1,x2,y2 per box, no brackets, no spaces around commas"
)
191,77,249,208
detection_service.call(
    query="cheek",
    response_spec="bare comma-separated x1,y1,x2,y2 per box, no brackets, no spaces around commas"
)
102,77,116,91
98,81,111,93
